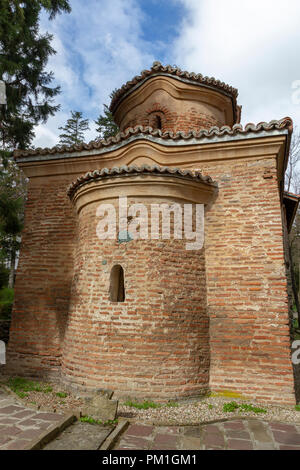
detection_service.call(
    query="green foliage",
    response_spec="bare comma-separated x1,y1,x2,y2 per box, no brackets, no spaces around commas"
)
0,0,71,149
239,403,267,414
295,405,300,411
0,151,27,287
58,111,90,146
95,104,119,140
56,391,68,398
17,391,29,398
223,401,267,414
79,416,118,426
124,400,162,410
292,319,300,340
166,401,179,408
0,265,9,289
223,401,239,412
0,287,14,319
0,287,14,303
208,404,213,410
7,376,53,397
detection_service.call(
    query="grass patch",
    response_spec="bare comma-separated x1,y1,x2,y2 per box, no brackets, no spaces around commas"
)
17,392,29,399
295,405,300,412
124,400,162,410
166,401,179,408
124,400,180,409
208,404,213,410
7,377,53,398
223,401,267,414
56,392,68,398
80,416,118,426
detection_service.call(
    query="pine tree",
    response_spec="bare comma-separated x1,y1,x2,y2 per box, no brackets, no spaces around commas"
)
0,0,71,149
95,104,119,140
58,111,90,146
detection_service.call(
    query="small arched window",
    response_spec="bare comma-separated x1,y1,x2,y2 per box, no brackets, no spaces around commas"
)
154,115,162,130
149,113,163,130
109,265,125,302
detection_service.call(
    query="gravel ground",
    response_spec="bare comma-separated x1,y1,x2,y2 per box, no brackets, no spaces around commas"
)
118,397,300,426
1,375,300,425
0,377,85,413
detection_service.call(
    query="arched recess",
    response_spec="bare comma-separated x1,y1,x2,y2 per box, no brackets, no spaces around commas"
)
109,265,125,302
149,111,164,130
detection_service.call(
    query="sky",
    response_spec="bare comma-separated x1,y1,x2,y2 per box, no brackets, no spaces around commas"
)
34,0,300,148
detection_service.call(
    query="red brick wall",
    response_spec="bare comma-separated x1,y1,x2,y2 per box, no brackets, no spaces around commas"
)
5,176,76,379
198,157,296,404
61,197,209,399
122,102,223,134
6,142,296,405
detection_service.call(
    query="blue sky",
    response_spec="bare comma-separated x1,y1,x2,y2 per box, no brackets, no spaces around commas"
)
35,0,300,148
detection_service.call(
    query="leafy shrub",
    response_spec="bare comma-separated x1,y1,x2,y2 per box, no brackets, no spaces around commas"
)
0,288,14,303
0,287,14,319
0,265,9,290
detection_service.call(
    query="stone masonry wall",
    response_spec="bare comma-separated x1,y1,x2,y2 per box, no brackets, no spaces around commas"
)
61,197,209,400
5,176,76,379
198,156,296,405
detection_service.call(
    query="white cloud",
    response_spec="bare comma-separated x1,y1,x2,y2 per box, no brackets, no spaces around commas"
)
34,0,300,148
34,0,156,147
172,0,300,127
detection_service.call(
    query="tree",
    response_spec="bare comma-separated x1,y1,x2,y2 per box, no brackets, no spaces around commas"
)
285,129,300,329
95,104,119,140
0,0,71,149
58,111,90,146
0,2,71,291
0,150,27,288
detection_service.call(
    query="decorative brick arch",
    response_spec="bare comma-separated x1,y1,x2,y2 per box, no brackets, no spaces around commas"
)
145,103,172,132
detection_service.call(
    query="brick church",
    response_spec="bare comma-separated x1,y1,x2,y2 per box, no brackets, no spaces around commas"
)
6,62,299,404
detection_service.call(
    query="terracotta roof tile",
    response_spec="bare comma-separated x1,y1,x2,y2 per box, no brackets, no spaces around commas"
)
67,164,217,200
14,117,293,160
109,61,239,114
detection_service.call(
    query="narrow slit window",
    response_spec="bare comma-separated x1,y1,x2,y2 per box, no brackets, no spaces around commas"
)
109,265,125,302
155,115,162,130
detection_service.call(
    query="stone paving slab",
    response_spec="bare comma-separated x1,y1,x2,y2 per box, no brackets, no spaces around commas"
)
113,419,300,451
0,389,68,450
43,422,114,450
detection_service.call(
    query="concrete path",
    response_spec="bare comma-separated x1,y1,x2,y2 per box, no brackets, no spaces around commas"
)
0,388,70,450
113,420,300,450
